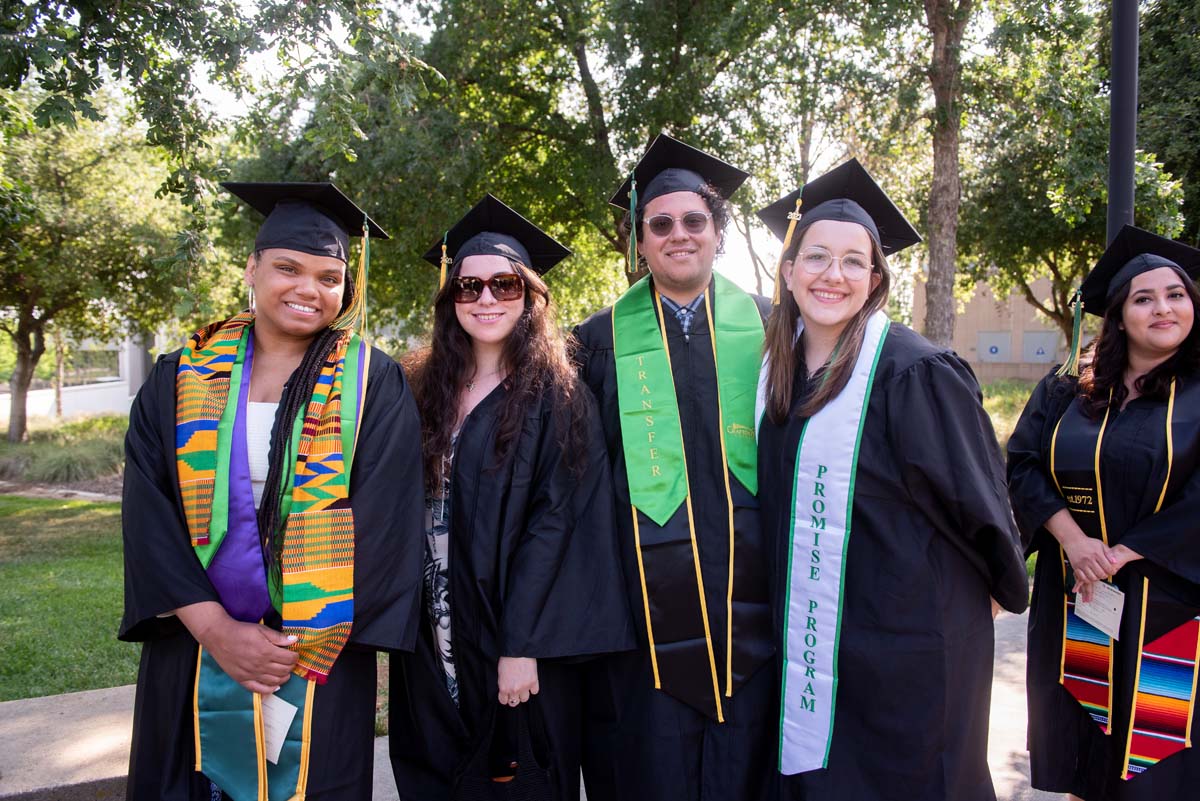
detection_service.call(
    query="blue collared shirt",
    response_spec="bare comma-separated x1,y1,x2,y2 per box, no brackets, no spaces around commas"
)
659,291,705,336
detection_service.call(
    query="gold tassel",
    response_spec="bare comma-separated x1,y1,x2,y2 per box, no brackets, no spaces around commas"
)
439,232,449,289
771,198,804,305
332,217,369,334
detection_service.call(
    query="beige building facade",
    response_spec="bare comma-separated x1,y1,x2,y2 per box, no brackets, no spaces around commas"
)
911,277,1066,383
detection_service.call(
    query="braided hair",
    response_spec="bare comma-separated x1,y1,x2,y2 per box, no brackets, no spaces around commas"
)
254,259,355,599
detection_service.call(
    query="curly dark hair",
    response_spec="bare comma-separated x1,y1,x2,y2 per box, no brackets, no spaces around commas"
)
406,258,592,492
1078,263,1200,418
619,182,731,271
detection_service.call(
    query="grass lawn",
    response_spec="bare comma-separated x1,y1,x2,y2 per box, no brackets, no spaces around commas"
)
0,495,139,700
982,378,1037,449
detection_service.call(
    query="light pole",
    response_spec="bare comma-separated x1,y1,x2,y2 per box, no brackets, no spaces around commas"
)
1107,0,1139,244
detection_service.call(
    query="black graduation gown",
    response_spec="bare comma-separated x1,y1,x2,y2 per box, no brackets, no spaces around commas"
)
119,346,424,801
571,286,778,801
1007,369,1200,800
758,324,1029,801
387,383,635,801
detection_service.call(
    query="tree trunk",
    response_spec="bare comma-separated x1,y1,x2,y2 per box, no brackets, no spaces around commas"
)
54,330,64,418
7,320,46,443
922,0,973,348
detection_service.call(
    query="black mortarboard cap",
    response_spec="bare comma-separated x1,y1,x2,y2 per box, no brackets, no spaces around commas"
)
1079,225,1200,316
608,133,748,212
756,159,921,256
222,182,389,264
421,194,571,276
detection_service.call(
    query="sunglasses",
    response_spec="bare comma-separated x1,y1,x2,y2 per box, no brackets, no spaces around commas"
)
644,211,713,238
452,273,526,303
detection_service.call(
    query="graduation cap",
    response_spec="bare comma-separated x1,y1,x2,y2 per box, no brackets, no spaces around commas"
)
608,133,748,275
1079,225,1200,316
223,181,387,332
756,159,921,303
222,182,389,262
421,194,571,287
608,133,748,211
1057,225,1200,376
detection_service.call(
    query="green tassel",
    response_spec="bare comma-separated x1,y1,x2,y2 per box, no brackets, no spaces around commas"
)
1056,289,1083,377
627,175,639,276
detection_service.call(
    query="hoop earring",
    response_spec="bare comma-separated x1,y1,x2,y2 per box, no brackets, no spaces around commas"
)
248,286,256,313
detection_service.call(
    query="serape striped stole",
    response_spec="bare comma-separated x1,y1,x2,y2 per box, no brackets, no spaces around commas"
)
176,313,368,683
1050,381,1200,780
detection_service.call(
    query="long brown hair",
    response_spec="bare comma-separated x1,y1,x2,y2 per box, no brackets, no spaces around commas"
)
761,230,892,424
407,258,591,492
1078,264,1200,418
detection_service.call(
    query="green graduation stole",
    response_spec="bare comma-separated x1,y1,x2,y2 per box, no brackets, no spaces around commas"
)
176,314,370,800
1051,380,1200,780
611,272,763,720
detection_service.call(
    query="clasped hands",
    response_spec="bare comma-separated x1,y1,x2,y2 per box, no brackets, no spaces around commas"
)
176,601,299,694
1062,532,1142,603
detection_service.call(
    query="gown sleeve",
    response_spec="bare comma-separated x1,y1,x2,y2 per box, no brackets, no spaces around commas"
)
345,350,425,652
499,390,634,659
1118,462,1200,588
886,352,1030,613
119,353,219,642
1005,371,1073,555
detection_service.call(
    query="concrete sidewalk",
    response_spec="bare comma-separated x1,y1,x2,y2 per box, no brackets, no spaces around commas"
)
1,615,1053,800
0,687,400,800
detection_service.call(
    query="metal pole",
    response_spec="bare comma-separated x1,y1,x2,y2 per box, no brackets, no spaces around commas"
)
1107,0,1138,244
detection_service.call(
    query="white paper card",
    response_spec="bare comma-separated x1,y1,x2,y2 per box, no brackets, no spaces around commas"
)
1075,581,1125,641
260,691,298,765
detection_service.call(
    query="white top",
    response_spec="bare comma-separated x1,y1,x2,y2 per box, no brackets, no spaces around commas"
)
246,402,278,510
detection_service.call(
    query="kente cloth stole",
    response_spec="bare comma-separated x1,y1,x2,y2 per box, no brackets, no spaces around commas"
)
176,312,368,682
1051,380,1200,780
176,315,368,800
756,311,890,776
611,273,763,721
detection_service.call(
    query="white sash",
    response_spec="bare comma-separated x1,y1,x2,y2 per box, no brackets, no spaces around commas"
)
756,311,890,775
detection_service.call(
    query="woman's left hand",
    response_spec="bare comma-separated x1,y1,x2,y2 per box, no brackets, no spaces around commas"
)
1107,544,1143,572
497,656,539,706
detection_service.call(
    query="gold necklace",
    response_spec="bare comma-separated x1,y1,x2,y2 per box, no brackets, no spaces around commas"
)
466,370,501,392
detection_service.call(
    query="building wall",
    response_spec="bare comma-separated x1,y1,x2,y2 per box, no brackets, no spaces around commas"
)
911,277,1065,382
0,337,149,426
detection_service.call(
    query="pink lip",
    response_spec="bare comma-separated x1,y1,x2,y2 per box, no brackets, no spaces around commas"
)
1150,321,1176,328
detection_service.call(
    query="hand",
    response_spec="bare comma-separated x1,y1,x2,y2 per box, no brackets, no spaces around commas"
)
497,656,539,706
990,597,1002,620
1073,579,1098,604
1060,532,1115,584
175,601,298,694
1107,544,1143,572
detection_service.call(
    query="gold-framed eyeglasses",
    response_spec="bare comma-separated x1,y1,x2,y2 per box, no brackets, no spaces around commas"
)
796,247,873,280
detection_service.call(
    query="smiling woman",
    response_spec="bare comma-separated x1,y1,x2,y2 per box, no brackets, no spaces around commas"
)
1008,225,1200,801
756,159,1028,801
119,182,425,801
389,194,632,801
